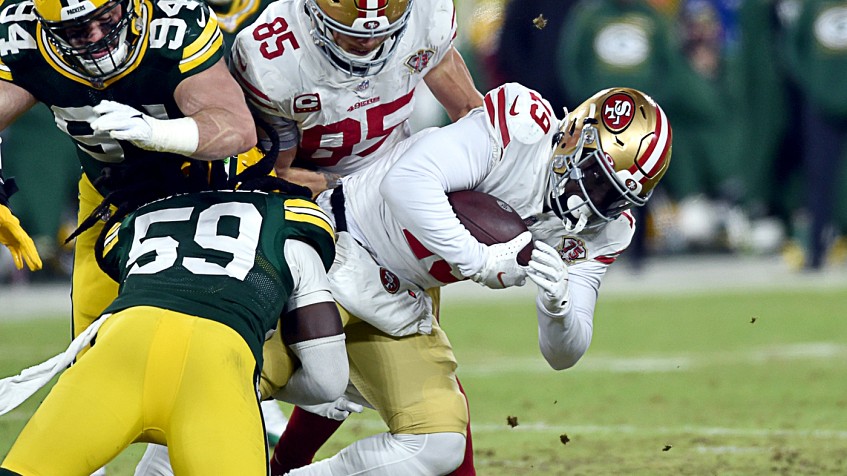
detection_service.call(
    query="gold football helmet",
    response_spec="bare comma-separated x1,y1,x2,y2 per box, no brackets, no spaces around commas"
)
305,0,412,76
547,87,672,233
34,0,142,80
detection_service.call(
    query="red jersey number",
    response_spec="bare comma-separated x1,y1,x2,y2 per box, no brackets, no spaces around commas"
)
253,17,300,60
298,89,415,167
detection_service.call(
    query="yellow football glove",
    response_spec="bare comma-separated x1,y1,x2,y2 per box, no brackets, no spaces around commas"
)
0,204,42,271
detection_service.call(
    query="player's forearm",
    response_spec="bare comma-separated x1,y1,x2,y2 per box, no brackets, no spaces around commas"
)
380,114,492,277
274,167,338,198
536,273,598,370
425,47,484,122
190,108,257,160
272,334,349,406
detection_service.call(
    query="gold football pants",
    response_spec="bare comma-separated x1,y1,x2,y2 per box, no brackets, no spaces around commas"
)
1,307,267,475
260,288,469,436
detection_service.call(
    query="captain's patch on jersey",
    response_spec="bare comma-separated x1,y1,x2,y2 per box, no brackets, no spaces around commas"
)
294,93,321,113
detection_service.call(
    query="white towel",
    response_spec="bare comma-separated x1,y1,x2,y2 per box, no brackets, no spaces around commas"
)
0,314,110,415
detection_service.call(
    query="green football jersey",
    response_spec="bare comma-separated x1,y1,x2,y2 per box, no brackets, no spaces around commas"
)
0,0,225,197
100,190,336,364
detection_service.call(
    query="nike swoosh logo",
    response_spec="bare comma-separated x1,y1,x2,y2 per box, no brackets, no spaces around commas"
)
508,98,519,116
496,271,507,288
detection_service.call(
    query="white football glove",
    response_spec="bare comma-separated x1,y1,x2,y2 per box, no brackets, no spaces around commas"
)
526,240,570,314
91,100,199,155
299,397,364,422
471,231,531,289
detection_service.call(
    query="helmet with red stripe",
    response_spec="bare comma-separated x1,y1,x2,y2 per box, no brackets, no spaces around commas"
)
547,87,672,233
306,0,412,76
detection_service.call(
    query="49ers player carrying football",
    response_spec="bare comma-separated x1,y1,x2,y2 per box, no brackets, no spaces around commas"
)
268,83,673,475
228,0,483,474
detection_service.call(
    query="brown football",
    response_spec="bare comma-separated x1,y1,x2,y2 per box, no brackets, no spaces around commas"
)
447,190,533,266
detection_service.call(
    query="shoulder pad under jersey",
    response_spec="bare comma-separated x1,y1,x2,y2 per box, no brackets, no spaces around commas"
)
229,0,307,117
417,0,457,48
482,83,556,148
149,0,224,67
282,197,336,271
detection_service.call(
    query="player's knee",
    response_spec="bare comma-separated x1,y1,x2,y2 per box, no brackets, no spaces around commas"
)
396,432,466,475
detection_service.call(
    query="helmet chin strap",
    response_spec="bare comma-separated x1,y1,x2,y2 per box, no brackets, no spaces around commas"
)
562,195,590,234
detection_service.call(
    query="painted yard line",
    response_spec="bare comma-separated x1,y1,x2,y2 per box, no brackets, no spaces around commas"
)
339,419,847,439
457,342,847,375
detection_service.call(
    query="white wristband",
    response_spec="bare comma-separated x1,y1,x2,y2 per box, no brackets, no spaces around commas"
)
146,116,200,156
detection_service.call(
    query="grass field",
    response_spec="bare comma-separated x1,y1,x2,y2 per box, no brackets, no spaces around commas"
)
2,283,847,474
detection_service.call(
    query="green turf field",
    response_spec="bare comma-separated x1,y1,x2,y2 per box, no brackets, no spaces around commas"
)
2,288,846,474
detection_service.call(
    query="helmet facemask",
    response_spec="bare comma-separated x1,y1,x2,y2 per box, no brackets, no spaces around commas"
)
548,118,648,234
37,0,139,80
305,0,413,77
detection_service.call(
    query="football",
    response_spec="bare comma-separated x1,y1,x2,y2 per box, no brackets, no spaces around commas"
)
447,190,533,266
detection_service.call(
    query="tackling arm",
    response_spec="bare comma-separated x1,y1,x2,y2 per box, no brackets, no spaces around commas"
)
424,46,484,122
173,58,257,159
90,59,257,160
272,239,348,406
273,146,341,198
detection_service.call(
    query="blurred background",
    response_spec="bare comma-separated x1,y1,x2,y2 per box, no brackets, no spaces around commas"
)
3,0,847,287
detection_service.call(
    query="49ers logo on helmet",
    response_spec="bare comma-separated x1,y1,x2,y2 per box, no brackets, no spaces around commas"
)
380,267,401,294
601,93,635,132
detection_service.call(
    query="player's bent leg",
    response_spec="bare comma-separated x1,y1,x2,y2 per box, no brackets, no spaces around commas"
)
72,176,118,341
270,405,344,476
2,313,150,475
133,444,174,476
166,316,267,474
448,378,476,476
287,432,466,476
344,317,469,437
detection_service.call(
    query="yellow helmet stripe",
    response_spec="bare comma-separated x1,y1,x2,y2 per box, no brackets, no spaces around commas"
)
284,199,335,239
180,12,223,73
0,58,12,81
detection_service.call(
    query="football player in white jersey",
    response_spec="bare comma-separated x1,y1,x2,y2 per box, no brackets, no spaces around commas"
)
228,0,483,473
229,0,483,195
272,84,672,475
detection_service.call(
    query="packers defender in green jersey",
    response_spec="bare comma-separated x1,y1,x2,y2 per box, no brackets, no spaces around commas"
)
0,189,347,475
0,0,255,341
